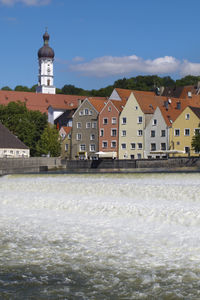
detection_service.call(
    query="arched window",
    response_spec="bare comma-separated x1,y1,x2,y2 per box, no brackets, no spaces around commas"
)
47,79,50,86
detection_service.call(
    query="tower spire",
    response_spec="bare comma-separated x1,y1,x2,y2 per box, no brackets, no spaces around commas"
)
36,30,56,94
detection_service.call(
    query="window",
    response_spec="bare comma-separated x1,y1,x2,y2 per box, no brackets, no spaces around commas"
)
135,106,138,110
152,119,157,126
137,153,142,159
111,141,116,148
138,116,142,124
65,144,68,151
177,141,180,145
80,144,86,151
131,143,136,150
102,141,108,148
103,118,108,125
79,110,83,116
151,143,156,151
108,106,111,112
100,129,104,137
84,108,89,115
111,129,117,137
138,143,142,149
195,129,200,135
185,146,190,154
90,134,95,140
122,130,126,137
122,117,127,124
130,155,135,159
161,130,166,137
89,110,93,115
185,113,190,120
76,133,82,141
68,133,71,139
137,130,143,136
151,130,155,137
174,129,180,136
161,143,166,150
121,143,126,149
90,144,96,152
92,122,97,128
184,129,190,136
86,122,91,129
77,122,82,129
112,117,117,124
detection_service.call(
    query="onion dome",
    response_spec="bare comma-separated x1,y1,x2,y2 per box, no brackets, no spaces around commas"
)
38,30,55,59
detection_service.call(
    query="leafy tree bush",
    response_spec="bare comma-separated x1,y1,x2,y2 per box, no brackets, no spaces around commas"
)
0,102,47,156
36,124,61,157
192,127,200,154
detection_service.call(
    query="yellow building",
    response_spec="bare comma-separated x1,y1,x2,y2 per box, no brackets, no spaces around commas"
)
169,106,200,156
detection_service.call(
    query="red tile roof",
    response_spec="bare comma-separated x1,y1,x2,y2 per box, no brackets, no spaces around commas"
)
114,88,155,101
87,97,108,112
62,126,72,135
0,90,86,114
159,97,200,126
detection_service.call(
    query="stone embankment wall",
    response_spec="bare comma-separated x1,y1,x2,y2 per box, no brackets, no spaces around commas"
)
0,157,63,175
66,157,200,172
0,157,200,175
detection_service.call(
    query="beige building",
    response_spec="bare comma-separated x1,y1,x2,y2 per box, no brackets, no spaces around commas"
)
169,106,200,156
59,126,72,159
118,92,165,159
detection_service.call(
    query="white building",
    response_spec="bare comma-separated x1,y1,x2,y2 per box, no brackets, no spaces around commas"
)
36,30,56,94
0,123,30,158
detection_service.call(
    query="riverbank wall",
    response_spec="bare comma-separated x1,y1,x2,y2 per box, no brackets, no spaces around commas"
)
0,157,64,175
0,156,200,175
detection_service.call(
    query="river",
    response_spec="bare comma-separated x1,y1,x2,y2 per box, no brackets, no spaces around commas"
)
0,173,200,299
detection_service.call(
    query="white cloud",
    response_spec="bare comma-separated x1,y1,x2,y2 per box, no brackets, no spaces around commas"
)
180,60,200,76
69,54,200,78
0,0,51,6
70,54,181,77
73,56,85,62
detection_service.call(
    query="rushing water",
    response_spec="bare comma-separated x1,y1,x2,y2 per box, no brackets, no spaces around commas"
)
0,173,200,299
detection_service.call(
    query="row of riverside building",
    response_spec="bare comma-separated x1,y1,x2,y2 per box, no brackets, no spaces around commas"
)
56,87,200,160
1,30,200,159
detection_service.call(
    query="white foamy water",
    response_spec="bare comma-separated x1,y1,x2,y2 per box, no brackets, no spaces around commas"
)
0,173,200,299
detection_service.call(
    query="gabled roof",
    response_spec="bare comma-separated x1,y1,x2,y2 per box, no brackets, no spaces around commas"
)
87,97,108,113
61,126,72,135
113,88,155,101
132,92,165,114
159,98,200,126
110,99,127,112
189,106,200,119
0,123,29,149
0,90,86,114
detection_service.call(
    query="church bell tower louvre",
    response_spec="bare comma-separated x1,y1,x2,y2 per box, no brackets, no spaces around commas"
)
36,29,56,94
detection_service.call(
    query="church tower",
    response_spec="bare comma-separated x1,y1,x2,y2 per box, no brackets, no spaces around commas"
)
36,30,56,94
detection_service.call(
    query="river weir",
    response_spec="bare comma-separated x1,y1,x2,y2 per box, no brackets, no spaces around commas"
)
0,173,200,299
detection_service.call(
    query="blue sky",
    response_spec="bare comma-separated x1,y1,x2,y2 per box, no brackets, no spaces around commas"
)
1,0,200,90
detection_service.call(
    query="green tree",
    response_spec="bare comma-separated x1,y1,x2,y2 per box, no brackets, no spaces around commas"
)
1,86,12,91
192,127,200,154
0,101,47,156
14,85,30,92
176,75,200,86
36,124,61,157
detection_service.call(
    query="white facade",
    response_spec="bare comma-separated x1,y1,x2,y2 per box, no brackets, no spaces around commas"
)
36,58,55,94
0,148,30,158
